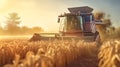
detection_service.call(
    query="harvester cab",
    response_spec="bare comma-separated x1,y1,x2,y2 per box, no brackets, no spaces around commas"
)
57,6,104,41
58,6,96,36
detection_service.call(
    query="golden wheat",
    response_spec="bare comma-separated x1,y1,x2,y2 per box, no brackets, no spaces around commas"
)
98,39,120,67
0,39,98,67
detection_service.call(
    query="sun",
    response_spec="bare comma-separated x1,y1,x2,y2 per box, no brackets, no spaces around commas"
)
0,0,7,9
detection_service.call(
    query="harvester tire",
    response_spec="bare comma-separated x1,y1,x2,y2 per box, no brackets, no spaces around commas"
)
94,31,101,45
95,35,101,43
29,33,41,42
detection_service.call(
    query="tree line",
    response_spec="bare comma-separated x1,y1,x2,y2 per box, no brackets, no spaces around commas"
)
0,12,43,35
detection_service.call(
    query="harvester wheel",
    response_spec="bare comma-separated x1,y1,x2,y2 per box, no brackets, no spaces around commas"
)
55,34,60,37
95,35,101,43
94,31,101,45
95,34,102,47
29,33,41,42
55,34,60,39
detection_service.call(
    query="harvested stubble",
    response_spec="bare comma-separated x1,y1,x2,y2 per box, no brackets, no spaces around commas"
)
98,39,120,67
0,39,98,67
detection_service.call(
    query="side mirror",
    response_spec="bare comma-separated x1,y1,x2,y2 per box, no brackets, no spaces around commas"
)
58,18,60,23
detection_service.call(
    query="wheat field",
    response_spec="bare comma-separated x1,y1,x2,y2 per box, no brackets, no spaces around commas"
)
0,38,120,67
98,39,120,67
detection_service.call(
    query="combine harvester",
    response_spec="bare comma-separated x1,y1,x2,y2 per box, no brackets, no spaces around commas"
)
29,6,104,42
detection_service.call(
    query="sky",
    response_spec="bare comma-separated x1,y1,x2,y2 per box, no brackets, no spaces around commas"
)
0,0,120,32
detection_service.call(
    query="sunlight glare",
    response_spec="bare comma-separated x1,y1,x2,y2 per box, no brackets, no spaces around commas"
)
0,0,7,9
